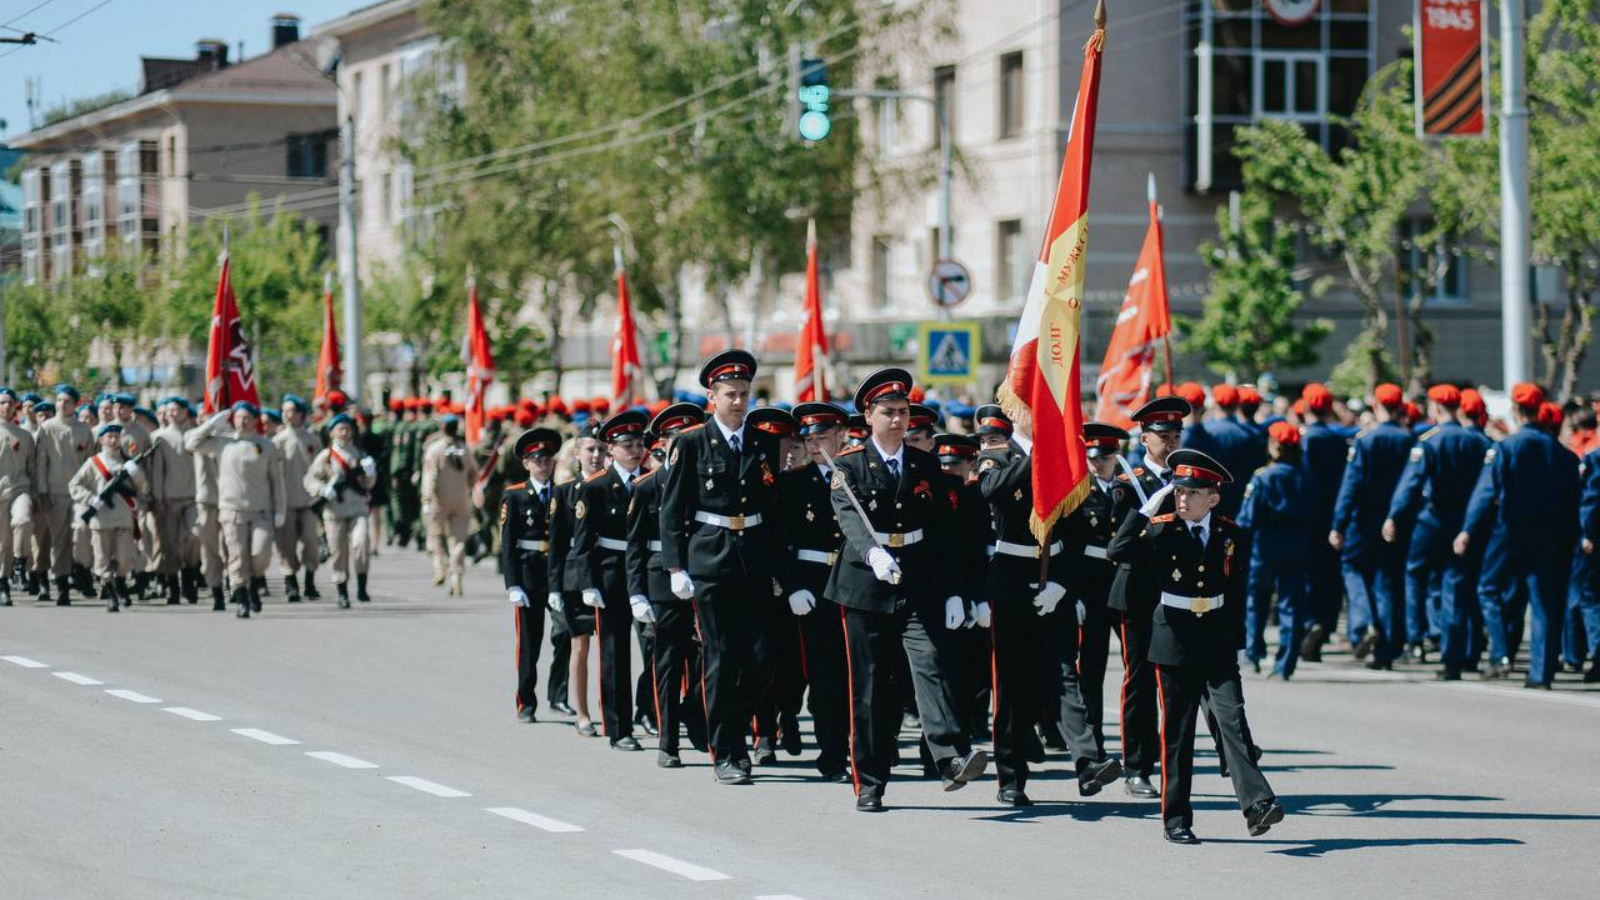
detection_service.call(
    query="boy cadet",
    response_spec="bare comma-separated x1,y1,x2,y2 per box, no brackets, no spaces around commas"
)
626,403,709,766
501,427,563,723
422,415,479,596
0,388,36,606
659,350,782,785
1060,421,1130,755
746,405,805,763
186,402,286,619
274,395,324,603
933,432,992,743
149,398,199,604
826,367,987,812
304,413,376,608
572,409,650,752
68,422,148,612
1109,448,1284,844
36,386,95,605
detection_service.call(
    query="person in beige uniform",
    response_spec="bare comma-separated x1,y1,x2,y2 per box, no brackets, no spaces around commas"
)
273,395,323,603
110,394,156,601
304,413,375,609
68,422,148,613
35,386,94,605
0,388,37,607
421,414,478,596
186,402,285,619
193,426,228,612
148,397,200,605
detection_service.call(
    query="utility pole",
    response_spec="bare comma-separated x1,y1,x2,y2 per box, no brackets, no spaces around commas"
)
339,109,363,400
1500,0,1530,388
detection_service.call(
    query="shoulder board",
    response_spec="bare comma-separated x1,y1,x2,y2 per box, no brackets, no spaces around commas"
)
584,469,608,483
677,422,707,434
1419,426,1439,442
836,445,866,457
1253,464,1270,476
506,481,527,491
632,470,657,485
1150,513,1176,523
1217,516,1237,527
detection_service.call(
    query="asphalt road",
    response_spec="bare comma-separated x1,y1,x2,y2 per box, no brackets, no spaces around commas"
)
3,548,1596,900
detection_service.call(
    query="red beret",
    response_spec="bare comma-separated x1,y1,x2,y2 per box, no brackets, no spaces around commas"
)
327,390,348,407
591,397,611,414
1460,388,1485,417
1403,401,1422,423
514,410,536,427
1267,420,1300,446
1153,383,1174,398
1511,382,1545,410
909,386,927,403
572,399,592,413
387,398,403,412
1211,384,1240,409
1373,383,1404,408
1291,398,1306,417
1237,386,1262,411
1538,401,1563,428
1175,382,1206,407
1427,384,1462,407
1302,383,1333,414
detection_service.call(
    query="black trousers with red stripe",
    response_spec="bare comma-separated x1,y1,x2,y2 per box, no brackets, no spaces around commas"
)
993,596,1101,792
1154,662,1274,830
692,576,776,765
514,602,547,714
798,596,850,776
634,620,656,726
595,598,634,742
753,598,806,744
1076,600,1118,747
650,600,702,756
1118,611,1160,777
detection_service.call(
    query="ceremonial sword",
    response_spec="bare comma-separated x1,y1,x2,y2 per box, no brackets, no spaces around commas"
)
816,444,902,586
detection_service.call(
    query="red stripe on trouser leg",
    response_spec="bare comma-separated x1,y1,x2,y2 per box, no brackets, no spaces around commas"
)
1119,617,1133,765
514,607,525,712
595,607,608,738
1155,666,1169,824
839,605,861,796
989,612,999,746
692,598,715,763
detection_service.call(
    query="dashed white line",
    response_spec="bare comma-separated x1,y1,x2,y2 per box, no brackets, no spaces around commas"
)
52,671,102,685
231,728,299,746
1,655,48,668
164,707,222,722
612,849,731,882
756,895,810,900
485,807,584,833
105,689,162,704
306,751,379,769
386,776,470,798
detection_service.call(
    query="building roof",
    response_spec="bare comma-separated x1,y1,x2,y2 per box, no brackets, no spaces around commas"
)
312,0,424,39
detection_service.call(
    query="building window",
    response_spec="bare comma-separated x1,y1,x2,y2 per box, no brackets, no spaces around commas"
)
286,133,329,178
351,71,364,125
1401,218,1467,304
166,134,177,178
1255,52,1325,120
875,96,899,157
997,219,1028,303
870,236,894,310
999,52,1024,139
933,64,955,146
382,171,394,224
379,62,391,124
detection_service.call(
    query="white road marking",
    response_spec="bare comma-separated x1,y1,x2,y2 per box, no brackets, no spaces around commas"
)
1,655,48,668
756,895,810,900
164,707,222,722
612,849,731,882
52,671,102,685
386,776,470,798
1437,680,1600,709
306,751,379,769
485,807,584,833
105,689,162,704
231,728,300,745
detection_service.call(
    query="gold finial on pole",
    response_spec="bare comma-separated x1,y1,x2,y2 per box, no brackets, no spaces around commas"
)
1095,0,1107,31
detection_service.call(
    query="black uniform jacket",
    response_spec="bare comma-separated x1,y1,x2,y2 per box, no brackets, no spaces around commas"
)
1107,466,1173,614
659,422,781,582
977,449,1065,601
1060,478,1119,607
775,464,845,594
571,466,633,596
946,473,991,607
546,480,582,594
824,441,961,614
625,469,671,602
1107,510,1247,671
499,481,553,592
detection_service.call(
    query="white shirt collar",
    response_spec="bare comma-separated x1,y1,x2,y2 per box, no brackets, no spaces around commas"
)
612,460,639,482
871,437,904,468
531,479,552,494
1186,512,1212,541
1145,456,1170,478
714,416,745,447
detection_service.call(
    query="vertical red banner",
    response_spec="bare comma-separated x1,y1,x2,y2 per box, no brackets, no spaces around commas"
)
1415,0,1488,138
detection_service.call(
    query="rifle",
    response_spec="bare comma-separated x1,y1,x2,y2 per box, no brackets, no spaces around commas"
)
80,447,156,523
310,462,370,515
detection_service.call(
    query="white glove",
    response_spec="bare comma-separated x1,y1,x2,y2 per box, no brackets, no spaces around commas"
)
867,547,901,583
273,512,285,529
581,588,603,608
669,570,695,600
508,587,529,607
1033,581,1067,617
944,596,965,630
546,591,563,612
88,496,104,510
772,578,784,597
361,457,377,475
1139,482,1176,518
974,601,992,628
629,594,655,623
122,460,140,476
788,589,816,616
1075,600,1087,622
322,484,339,501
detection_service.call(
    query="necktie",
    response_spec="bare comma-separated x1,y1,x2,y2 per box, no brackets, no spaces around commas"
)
539,486,549,506
886,459,901,483
1190,524,1206,548
729,433,742,455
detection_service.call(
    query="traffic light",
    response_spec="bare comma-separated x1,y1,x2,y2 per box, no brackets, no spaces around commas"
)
796,57,831,142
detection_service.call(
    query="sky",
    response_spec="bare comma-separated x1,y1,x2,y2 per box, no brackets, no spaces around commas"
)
0,0,359,143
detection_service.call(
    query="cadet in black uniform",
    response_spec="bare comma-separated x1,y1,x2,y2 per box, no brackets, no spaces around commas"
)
571,410,650,751
1109,449,1284,844
501,428,563,723
746,406,805,764
659,350,782,786
777,402,853,782
933,433,993,742
548,421,605,729
827,368,987,812
1108,395,1192,799
627,403,709,767
1060,422,1128,754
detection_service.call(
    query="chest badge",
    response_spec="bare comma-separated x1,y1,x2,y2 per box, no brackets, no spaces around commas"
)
574,500,587,520
1172,568,1183,581
868,499,878,511
705,478,715,491
805,508,815,522
1014,489,1023,501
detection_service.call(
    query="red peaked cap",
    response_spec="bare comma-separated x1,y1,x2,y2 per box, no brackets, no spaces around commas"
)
1373,383,1404,409
1267,420,1300,447
1511,382,1545,410
1427,384,1462,407
1302,383,1334,414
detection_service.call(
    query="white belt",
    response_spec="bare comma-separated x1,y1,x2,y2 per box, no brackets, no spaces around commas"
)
694,511,762,530
1082,544,1108,560
795,548,839,566
516,539,548,552
597,537,628,552
990,539,1062,559
873,529,924,548
1160,591,1224,616
647,540,662,553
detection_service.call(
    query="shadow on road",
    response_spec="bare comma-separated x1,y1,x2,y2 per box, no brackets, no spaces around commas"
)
1205,836,1525,858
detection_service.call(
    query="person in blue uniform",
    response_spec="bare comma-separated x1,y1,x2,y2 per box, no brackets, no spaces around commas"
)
1457,383,1580,687
1183,385,1263,521
1383,385,1491,677
1569,438,1600,683
1329,384,1415,669
500,428,562,722
1238,421,1315,679
1297,384,1351,661
1108,448,1284,845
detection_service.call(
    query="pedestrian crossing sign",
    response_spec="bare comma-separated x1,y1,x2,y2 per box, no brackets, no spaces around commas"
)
918,321,981,386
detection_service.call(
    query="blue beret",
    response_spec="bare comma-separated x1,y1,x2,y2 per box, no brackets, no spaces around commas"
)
441,414,461,425
328,413,356,430
96,422,124,438
231,401,261,417
53,385,79,401
262,410,283,423
21,392,42,404
34,401,55,415
114,392,137,406
281,394,308,413
134,407,154,420
0,387,17,401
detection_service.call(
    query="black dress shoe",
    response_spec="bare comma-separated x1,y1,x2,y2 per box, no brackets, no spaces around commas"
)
1585,666,1600,684
1522,680,1551,690
714,761,751,785
779,715,803,756
1300,623,1326,661
752,737,777,766
551,701,577,716
997,788,1032,807
517,708,537,723
736,757,753,775
1365,660,1393,671
822,769,853,784
1437,667,1462,681
941,750,989,792
1125,774,1160,798
611,736,643,751
1077,756,1123,797
1164,825,1200,845
1353,628,1378,661
855,793,885,812
1245,798,1285,836
658,751,683,769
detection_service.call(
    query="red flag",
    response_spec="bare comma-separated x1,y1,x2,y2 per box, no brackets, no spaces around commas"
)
463,275,495,444
314,272,342,403
611,254,646,409
1094,176,1170,430
998,4,1105,543
202,247,260,415
794,219,830,402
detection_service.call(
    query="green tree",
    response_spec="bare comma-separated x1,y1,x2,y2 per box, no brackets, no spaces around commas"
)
1177,190,1331,382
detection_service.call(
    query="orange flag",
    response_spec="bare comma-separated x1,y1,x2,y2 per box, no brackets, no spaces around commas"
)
462,275,495,444
611,251,647,409
1094,174,1170,430
998,2,1105,543
202,241,260,415
314,271,342,403
794,218,829,402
